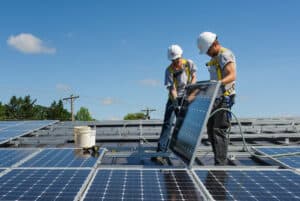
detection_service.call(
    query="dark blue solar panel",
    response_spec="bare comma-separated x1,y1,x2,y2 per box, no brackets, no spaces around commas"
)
21,148,103,167
83,169,205,201
169,81,220,167
0,120,57,144
0,169,90,201
0,149,35,167
256,147,300,169
195,170,300,201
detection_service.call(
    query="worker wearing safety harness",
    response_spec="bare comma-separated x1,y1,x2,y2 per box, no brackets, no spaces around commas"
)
197,32,236,165
157,44,197,152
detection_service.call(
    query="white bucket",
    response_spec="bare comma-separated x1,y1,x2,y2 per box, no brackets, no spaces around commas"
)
74,126,96,148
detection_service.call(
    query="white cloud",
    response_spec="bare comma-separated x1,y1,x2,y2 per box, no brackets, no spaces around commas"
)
101,97,119,105
56,84,71,92
7,33,56,54
139,79,161,87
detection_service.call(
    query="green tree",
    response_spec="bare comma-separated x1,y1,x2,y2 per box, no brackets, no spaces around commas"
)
124,112,146,120
5,95,36,120
47,100,71,121
75,107,93,121
34,105,48,120
0,102,6,120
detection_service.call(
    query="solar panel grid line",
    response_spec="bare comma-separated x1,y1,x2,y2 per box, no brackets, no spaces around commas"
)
20,148,104,168
0,168,91,201
193,169,300,201
169,170,186,200
4,149,39,168
0,148,36,168
13,167,95,170
155,169,165,201
82,168,206,201
0,121,25,131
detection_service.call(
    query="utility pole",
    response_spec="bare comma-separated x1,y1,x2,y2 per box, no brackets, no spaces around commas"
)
63,94,79,121
141,107,156,120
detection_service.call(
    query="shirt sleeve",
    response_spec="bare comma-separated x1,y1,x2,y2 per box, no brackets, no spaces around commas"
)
187,59,197,74
164,68,173,89
219,50,236,70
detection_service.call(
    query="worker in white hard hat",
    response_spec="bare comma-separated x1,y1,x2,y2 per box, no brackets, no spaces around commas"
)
197,32,236,165
156,44,197,154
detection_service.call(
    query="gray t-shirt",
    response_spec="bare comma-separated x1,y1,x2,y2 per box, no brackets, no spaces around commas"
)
208,48,236,96
165,59,197,97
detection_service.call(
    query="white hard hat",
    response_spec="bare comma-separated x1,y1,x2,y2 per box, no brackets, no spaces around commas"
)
197,32,217,54
167,44,183,61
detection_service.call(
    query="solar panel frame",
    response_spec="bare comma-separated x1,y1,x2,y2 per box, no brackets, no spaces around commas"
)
81,167,206,201
0,169,6,175
19,148,106,168
192,168,300,201
253,146,300,170
169,81,221,168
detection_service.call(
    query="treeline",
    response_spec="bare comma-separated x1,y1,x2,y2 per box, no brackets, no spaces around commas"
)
123,112,147,120
0,95,93,121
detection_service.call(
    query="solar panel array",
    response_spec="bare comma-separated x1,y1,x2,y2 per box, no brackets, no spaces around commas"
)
21,148,99,168
83,169,205,201
195,169,300,201
0,148,106,201
254,147,300,169
169,81,220,167
0,169,90,201
0,120,57,144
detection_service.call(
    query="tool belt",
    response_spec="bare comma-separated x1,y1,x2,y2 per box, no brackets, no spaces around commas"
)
214,95,235,109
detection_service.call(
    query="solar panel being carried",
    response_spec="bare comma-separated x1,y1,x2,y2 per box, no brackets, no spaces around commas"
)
0,149,36,167
0,169,90,201
194,169,300,201
20,148,105,168
83,169,205,201
169,81,221,168
0,120,57,144
253,147,300,169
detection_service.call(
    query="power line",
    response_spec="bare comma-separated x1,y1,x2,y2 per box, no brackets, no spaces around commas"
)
63,94,79,121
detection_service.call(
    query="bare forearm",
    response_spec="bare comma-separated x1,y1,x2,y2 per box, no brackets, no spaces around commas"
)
191,73,197,84
221,73,236,84
221,62,236,85
170,88,177,100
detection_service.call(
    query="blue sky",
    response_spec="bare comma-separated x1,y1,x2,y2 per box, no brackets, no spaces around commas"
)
0,0,299,120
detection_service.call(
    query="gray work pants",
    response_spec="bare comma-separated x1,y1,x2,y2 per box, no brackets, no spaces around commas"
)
207,96,234,165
